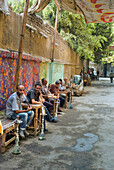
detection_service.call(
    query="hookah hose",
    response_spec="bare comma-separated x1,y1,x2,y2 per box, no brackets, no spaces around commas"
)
71,89,72,103
41,105,45,129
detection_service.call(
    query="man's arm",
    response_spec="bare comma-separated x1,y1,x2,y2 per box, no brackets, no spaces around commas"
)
41,87,49,99
56,89,59,98
15,107,32,114
39,93,45,103
28,90,42,105
12,96,33,113
31,99,42,105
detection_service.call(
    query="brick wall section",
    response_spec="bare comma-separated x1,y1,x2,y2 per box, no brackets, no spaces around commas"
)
0,10,89,78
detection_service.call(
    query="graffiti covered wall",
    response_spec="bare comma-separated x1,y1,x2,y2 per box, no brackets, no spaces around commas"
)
0,50,40,110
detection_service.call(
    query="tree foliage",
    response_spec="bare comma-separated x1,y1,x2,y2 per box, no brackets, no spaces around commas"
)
39,1,113,63
7,0,114,64
7,0,36,13
93,23,114,64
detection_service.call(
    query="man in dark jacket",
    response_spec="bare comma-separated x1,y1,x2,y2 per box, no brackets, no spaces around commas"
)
27,82,57,123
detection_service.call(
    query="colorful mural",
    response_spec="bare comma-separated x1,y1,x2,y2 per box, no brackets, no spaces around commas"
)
77,0,114,23
0,50,65,111
0,50,41,111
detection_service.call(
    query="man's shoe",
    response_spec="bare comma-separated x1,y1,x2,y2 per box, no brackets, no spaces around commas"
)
58,108,62,112
44,128,48,132
24,130,29,136
51,118,55,122
52,118,58,123
19,130,25,138
57,112,62,115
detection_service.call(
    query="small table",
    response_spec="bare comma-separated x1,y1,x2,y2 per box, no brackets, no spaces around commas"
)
22,103,42,136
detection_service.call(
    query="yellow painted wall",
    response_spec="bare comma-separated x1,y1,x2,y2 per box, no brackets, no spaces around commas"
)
0,10,89,78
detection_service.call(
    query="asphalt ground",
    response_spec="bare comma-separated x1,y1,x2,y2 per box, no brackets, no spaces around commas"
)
0,78,114,170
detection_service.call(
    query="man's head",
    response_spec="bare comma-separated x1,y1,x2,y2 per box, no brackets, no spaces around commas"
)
42,78,47,85
59,79,62,85
64,77,68,83
55,80,60,88
16,84,24,97
35,82,41,93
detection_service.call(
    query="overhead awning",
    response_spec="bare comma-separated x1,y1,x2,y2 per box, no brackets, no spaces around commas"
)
0,0,9,15
76,0,114,23
1,0,114,23
28,0,114,23
28,0,82,14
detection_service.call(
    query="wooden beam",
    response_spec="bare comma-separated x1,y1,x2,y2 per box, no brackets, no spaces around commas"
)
0,12,4,48
51,7,59,62
50,1,61,84
14,0,29,91
53,0,61,11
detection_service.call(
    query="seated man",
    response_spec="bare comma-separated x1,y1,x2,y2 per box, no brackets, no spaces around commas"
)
64,77,71,88
41,78,53,114
6,84,34,138
50,80,65,111
27,82,57,123
59,79,64,91
59,78,67,100
41,78,51,98
62,78,71,102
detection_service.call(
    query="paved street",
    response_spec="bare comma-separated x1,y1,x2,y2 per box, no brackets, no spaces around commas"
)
0,78,114,170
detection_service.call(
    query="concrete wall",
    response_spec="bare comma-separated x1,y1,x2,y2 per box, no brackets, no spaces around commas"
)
0,10,88,79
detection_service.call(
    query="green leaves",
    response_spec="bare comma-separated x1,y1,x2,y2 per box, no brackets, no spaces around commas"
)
41,1,113,63
93,23,114,64
7,0,36,13
7,0,114,64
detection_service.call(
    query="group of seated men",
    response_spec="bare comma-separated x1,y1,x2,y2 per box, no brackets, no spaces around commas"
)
6,77,71,138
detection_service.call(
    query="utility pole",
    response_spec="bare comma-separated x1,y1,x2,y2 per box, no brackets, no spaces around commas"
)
51,7,59,62
52,0,61,62
14,0,29,91
50,0,61,84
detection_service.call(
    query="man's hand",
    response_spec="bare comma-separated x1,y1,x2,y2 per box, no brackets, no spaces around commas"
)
21,103,25,107
27,106,32,112
37,102,44,106
40,98,45,103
